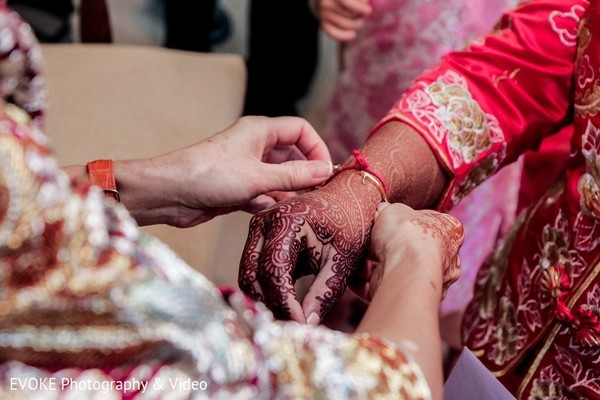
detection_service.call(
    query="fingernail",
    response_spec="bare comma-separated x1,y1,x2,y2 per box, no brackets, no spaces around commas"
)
307,312,320,326
374,202,389,219
310,160,333,179
377,202,389,212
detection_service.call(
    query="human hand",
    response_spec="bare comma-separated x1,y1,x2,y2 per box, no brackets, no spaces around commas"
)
314,0,372,42
117,116,332,227
356,203,464,301
239,169,383,323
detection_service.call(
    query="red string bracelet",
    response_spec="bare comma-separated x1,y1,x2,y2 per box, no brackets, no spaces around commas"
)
327,150,389,202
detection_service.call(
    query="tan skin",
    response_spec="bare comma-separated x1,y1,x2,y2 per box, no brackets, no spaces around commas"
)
358,202,464,400
62,118,463,399
63,116,334,227
239,120,447,323
62,116,459,398
65,119,444,325
313,0,372,42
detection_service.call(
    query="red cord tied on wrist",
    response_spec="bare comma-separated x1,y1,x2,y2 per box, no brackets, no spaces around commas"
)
331,150,389,202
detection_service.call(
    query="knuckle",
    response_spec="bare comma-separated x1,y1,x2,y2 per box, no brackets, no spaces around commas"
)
236,115,253,126
288,162,305,185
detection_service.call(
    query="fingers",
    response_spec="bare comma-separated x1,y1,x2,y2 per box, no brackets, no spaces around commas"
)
212,116,334,203
242,191,305,214
369,203,466,299
421,213,463,296
335,0,372,15
243,194,277,214
374,201,390,219
322,22,360,42
367,263,384,301
261,159,333,193
321,12,365,42
320,0,371,18
370,203,413,251
257,240,306,322
264,145,305,164
318,0,371,41
238,214,267,302
248,116,334,193
442,257,462,300
259,116,332,163
439,213,465,246
256,223,307,322
348,258,379,301
301,259,354,326
238,210,306,322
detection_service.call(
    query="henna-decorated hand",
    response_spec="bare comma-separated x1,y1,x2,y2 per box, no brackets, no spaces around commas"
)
239,170,383,323
359,203,465,301
239,121,450,324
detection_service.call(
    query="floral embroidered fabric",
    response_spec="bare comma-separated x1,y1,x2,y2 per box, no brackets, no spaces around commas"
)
377,1,600,397
322,0,520,317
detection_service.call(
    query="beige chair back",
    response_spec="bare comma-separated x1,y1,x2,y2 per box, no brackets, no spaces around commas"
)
42,43,249,282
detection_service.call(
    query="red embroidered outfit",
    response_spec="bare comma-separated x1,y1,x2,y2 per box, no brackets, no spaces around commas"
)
374,0,600,397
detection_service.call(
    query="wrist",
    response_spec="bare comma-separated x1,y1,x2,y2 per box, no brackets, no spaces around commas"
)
113,157,181,225
381,243,445,293
327,150,389,202
363,121,447,207
86,160,120,202
113,159,142,205
322,169,383,214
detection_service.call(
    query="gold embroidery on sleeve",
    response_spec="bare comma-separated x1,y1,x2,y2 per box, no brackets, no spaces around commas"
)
492,68,521,87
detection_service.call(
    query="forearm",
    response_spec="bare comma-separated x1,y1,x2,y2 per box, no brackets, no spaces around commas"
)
330,120,447,212
356,250,444,399
362,121,447,207
114,157,186,225
62,155,187,226
360,1,583,214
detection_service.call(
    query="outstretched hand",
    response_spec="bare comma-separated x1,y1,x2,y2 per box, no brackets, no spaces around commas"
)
114,116,333,227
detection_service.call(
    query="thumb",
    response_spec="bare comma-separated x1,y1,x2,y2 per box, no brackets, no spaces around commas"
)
263,159,333,191
243,194,277,214
374,202,390,219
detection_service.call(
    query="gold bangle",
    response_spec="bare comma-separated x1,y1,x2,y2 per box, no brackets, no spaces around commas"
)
356,170,389,203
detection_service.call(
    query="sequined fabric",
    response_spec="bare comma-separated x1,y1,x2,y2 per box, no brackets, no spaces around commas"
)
0,3,431,398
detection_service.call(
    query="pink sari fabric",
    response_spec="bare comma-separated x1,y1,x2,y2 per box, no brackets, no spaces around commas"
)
323,0,519,316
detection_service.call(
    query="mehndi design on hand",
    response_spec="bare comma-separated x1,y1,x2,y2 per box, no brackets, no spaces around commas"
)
239,121,448,322
410,211,464,297
239,171,381,321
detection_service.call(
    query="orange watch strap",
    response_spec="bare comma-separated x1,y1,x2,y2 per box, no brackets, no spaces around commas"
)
86,159,120,202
